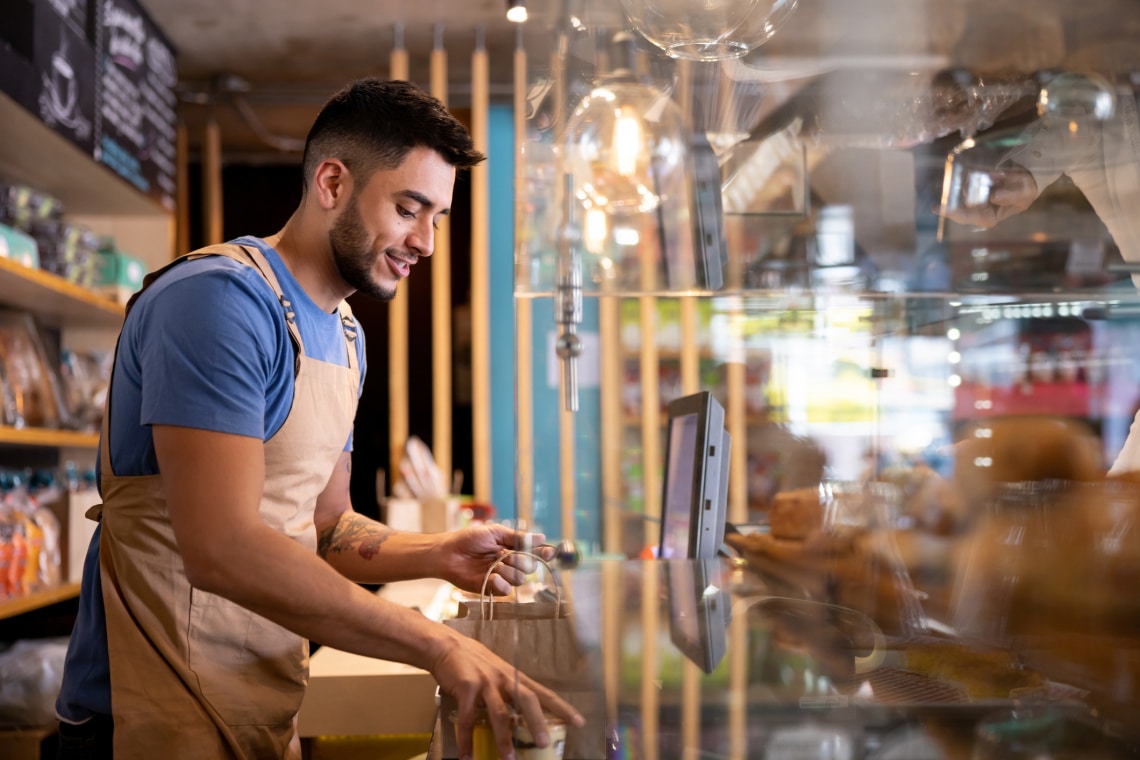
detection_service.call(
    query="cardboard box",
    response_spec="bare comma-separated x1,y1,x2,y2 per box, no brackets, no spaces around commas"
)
297,580,448,738
66,488,100,583
0,223,40,269
96,248,145,289
0,726,55,760
385,497,460,534
96,248,145,304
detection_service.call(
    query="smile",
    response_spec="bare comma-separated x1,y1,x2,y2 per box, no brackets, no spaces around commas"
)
385,251,416,278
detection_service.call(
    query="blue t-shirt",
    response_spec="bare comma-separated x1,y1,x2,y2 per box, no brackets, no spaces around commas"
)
56,236,367,722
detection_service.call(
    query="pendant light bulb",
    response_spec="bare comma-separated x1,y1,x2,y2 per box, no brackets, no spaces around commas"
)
506,0,527,23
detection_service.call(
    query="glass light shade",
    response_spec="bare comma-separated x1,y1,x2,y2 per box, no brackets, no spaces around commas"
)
938,71,1124,243
563,82,688,218
619,0,798,61
1036,71,1116,123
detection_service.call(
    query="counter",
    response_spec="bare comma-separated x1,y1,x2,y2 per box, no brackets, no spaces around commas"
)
297,578,451,738
436,557,1137,759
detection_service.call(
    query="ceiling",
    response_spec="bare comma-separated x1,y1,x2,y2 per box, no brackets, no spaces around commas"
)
143,0,563,159
143,0,1140,161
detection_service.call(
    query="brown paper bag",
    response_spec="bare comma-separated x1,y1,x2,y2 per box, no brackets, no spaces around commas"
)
445,597,586,688
440,553,604,759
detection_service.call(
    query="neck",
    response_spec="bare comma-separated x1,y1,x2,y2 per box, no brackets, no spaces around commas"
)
266,208,354,313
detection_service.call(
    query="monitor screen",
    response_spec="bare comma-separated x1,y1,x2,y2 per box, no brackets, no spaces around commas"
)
660,413,699,560
658,391,729,560
666,559,731,673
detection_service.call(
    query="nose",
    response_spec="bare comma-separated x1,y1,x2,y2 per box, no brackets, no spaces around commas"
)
407,217,435,259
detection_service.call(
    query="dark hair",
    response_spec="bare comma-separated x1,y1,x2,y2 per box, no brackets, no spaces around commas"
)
302,78,485,189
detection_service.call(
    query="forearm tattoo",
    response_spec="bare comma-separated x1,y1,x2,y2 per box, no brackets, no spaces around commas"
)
317,512,394,560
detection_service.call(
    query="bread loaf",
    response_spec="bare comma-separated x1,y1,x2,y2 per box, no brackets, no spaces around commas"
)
769,487,824,540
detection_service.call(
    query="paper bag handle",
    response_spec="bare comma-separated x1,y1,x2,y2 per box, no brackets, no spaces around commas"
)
479,551,561,620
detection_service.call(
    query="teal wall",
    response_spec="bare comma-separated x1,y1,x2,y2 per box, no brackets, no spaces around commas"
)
488,105,516,519
487,105,601,547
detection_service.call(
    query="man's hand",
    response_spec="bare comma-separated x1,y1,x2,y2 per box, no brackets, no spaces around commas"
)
938,162,1038,229
430,633,584,760
439,524,555,596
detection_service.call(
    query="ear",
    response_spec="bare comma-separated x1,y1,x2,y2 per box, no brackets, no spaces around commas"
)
311,159,352,211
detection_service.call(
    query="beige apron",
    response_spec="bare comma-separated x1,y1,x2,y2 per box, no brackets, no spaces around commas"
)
93,243,360,758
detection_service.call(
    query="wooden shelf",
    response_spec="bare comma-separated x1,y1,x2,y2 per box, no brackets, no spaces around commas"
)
0,91,167,217
0,256,125,328
0,582,82,621
0,426,99,448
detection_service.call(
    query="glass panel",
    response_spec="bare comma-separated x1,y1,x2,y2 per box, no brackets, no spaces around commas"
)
512,0,1140,752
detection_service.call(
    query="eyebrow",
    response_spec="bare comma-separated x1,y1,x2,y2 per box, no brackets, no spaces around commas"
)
398,189,450,216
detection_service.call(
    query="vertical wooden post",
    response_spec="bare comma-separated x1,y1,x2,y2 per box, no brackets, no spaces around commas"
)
639,249,660,551
471,27,492,503
175,119,189,259
600,286,621,553
514,28,535,527
430,24,453,486
726,206,749,760
388,24,410,492
675,58,704,755
202,104,223,246
640,563,660,760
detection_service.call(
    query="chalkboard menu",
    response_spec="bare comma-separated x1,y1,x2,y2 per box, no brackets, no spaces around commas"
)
0,0,98,153
94,0,178,210
0,0,177,211
0,0,38,113
35,0,96,155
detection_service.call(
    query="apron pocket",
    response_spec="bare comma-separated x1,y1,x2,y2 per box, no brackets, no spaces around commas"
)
187,587,308,726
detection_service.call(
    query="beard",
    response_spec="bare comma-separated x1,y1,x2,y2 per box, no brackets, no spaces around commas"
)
329,192,398,302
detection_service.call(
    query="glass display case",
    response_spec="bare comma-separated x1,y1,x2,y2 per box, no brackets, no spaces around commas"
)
509,0,1139,754
542,557,1138,758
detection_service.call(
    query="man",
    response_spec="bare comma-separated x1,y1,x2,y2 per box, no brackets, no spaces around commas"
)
55,78,582,760
937,72,1140,473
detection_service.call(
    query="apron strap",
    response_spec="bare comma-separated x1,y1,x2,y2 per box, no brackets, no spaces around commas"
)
94,242,306,501
337,299,358,373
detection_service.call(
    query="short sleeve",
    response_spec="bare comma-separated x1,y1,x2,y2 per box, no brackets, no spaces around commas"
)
133,265,292,439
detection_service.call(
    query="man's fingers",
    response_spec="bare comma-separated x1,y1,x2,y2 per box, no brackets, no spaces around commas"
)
521,673,586,729
514,684,552,750
483,690,516,760
500,551,540,574
453,703,476,760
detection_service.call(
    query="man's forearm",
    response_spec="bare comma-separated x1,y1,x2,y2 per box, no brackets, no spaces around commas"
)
318,511,444,583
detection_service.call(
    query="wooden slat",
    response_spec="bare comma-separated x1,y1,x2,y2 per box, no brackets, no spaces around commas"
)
471,32,491,503
725,219,748,526
430,33,453,486
0,426,99,448
0,257,123,328
0,582,81,620
640,565,660,760
726,362,747,525
725,192,749,754
175,120,189,257
601,562,620,725
202,108,223,245
729,601,748,758
639,217,660,549
514,38,535,528
388,35,410,491
599,292,621,554
176,119,190,257
682,659,701,757
680,297,700,393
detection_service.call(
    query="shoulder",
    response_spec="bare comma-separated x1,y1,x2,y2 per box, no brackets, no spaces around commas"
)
131,256,283,327
124,255,292,368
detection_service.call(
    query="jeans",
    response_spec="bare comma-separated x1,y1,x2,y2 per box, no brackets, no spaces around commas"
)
56,714,113,760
